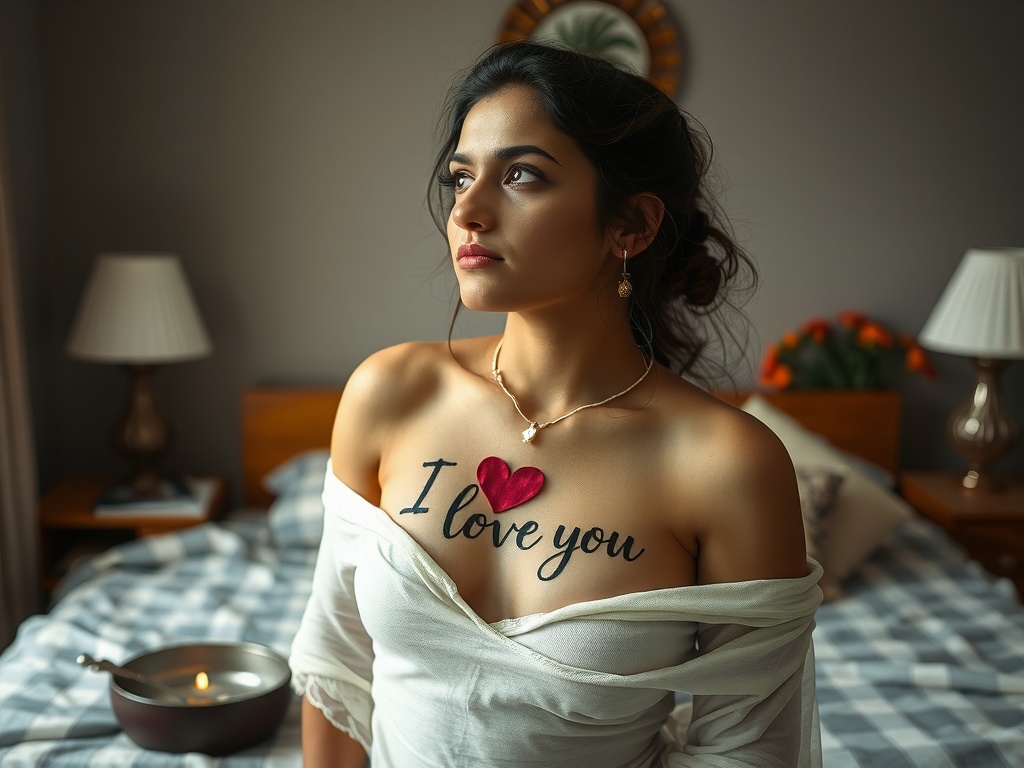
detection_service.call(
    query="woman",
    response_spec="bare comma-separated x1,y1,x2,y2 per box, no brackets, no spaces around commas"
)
290,41,822,767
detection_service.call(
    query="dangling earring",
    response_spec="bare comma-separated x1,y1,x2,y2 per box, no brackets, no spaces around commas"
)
617,248,633,298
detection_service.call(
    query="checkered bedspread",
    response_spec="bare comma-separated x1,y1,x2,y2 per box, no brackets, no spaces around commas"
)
1,515,1022,767
0,520,313,767
815,519,1024,767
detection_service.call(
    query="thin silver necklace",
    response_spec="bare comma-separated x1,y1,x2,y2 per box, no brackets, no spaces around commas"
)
490,339,654,444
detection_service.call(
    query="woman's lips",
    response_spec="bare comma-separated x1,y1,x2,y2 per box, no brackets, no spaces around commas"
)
456,243,502,269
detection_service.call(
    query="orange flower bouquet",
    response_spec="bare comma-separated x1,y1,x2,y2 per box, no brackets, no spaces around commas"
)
760,312,934,390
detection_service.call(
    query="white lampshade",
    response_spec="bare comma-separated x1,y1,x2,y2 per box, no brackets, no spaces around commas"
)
918,248,1024,359
66,253,212,363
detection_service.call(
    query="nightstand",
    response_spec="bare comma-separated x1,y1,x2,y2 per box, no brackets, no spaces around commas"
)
899,471,1024,598
39,474,229,592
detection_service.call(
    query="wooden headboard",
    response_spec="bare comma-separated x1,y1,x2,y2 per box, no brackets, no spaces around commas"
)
240,386,901,507
714,389,901,475
241,387,343,507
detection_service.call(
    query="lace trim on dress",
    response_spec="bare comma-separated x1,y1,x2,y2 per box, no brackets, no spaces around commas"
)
291,671,373,750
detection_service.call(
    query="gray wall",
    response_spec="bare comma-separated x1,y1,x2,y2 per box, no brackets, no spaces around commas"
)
6,0,1024,501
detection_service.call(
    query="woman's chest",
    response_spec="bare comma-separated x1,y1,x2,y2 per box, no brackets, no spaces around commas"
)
376,431,696,622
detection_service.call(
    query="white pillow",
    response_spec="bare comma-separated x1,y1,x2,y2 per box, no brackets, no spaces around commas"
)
741,394,913,593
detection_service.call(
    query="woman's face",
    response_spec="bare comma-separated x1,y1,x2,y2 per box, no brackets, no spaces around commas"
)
446,85,617,314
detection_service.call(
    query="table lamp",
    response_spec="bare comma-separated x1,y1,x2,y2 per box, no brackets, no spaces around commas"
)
918,247,1024,491
66,253,212,492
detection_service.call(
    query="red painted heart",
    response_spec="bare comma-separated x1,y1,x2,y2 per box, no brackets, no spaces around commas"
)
476,456,545,513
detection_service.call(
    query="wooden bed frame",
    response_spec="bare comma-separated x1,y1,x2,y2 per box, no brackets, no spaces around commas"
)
241,388,343,507
714,390,901,474
241,387,901,507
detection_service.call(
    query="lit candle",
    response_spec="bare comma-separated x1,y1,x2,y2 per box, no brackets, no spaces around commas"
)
186,670,252,705
186,670,224,705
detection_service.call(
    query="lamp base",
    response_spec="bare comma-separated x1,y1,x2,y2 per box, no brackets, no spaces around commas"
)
959,469,1004,494
112,364,173,493
948,358,1019,494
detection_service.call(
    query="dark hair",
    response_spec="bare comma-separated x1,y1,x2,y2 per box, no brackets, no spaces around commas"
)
429,41,756,386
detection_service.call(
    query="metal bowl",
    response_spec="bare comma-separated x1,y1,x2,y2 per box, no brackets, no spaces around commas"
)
109,641,291,755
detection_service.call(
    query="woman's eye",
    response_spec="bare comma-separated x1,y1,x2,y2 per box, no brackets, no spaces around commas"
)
506,166,544,186
452,171,472,191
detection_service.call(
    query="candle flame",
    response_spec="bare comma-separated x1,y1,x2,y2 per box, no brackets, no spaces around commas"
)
195,671,209,691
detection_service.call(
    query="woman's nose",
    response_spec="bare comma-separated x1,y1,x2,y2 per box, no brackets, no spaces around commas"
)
450,183,495,232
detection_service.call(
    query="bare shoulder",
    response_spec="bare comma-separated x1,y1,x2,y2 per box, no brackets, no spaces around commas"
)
341,341,451,420
691,391,796,485
656,382,808,584
330,341,456,503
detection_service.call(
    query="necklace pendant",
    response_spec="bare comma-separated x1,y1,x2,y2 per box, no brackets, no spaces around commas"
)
491,337,653,445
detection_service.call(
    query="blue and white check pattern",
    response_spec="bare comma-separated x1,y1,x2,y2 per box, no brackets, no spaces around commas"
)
264,451,330,548
816,519,1024,767
1,484,1022,766
0,520,314,767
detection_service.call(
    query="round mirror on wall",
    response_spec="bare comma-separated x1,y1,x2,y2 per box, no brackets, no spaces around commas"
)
497,0,684,98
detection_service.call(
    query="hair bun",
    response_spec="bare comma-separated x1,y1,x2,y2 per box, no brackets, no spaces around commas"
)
681,248,722,307
687,210,711,244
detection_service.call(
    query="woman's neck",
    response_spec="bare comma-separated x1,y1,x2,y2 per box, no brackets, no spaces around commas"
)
491,313,650,423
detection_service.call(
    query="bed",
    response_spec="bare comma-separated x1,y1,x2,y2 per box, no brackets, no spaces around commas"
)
0,386,1022,767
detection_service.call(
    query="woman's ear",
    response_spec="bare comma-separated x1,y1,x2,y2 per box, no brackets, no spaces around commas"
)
615,193,666,257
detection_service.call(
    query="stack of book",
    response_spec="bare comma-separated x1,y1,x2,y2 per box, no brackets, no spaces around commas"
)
93,476,217,518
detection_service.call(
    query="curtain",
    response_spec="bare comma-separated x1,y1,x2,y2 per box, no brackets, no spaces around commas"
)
0,103,40,650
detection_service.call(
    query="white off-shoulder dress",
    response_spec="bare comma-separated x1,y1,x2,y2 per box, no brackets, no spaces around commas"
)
289,463,823,768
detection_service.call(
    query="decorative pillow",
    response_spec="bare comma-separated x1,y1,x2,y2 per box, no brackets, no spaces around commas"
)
794,467,845,601
264,450,331,547
834,450,896,491
741,395,913,591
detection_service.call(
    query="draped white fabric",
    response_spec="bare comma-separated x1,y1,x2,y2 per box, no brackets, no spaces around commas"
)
291,465,823,768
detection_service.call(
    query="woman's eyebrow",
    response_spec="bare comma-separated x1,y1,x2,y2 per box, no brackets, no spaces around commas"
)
449,145,561,166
